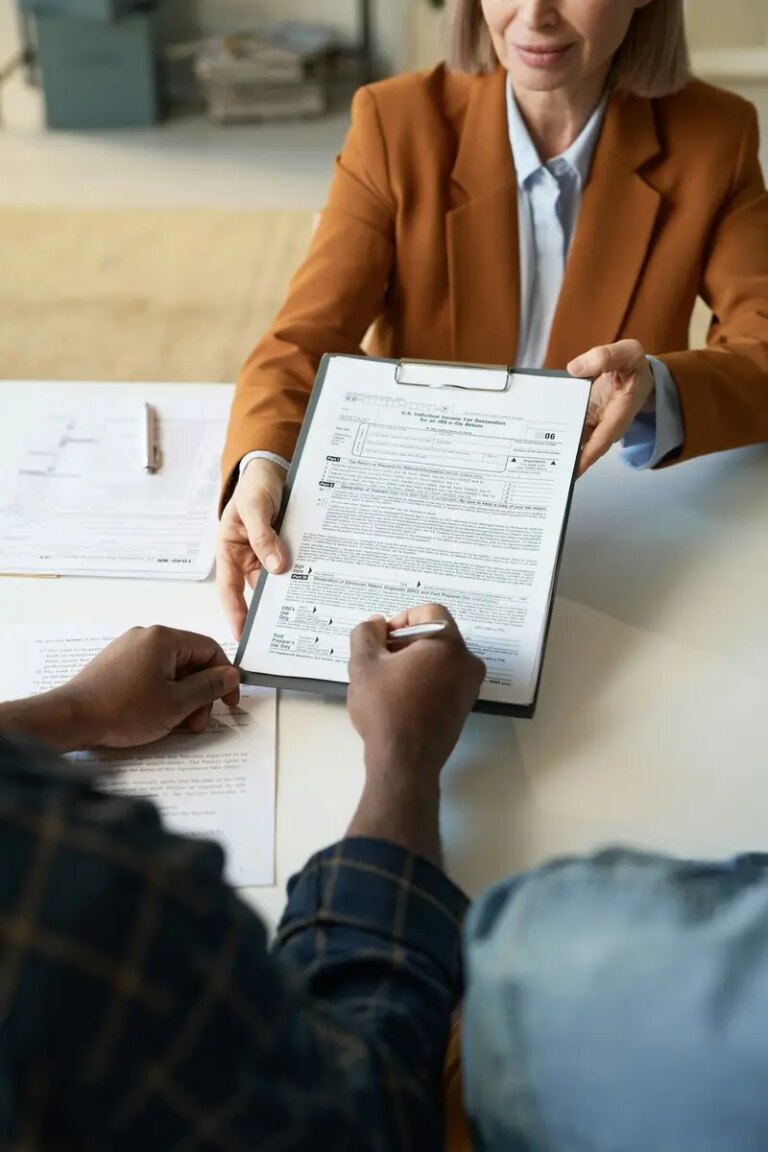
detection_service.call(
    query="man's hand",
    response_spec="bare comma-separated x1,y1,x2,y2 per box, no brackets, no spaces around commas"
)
348,604,485,779
0,627,242,754
346,605,485,864
62,627,241,749
216,459,289,640
568,339,655,475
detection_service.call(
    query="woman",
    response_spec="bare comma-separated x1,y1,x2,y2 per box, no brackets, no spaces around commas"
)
217,0,768,638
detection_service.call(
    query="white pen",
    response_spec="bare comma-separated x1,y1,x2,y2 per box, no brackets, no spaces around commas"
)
387,621,448,643
144,403,161,474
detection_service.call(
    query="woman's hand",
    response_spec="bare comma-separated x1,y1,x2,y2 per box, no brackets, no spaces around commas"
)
216,459,290,639
567,340,656,476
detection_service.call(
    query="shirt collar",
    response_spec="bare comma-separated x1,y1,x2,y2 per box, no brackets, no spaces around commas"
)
506,76,608,189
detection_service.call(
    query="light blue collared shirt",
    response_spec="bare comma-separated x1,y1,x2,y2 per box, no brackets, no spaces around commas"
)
465,849,768,1151
507,81,683,469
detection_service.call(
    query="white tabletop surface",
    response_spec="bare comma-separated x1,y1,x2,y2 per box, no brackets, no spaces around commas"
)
1,424,767,930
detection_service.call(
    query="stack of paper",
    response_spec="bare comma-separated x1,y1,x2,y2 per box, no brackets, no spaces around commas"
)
0,382,230,580
193,28,334,123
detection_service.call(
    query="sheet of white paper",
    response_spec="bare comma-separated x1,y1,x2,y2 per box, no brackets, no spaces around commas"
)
240,356,590,708
1,616,276,888
0,383,231,580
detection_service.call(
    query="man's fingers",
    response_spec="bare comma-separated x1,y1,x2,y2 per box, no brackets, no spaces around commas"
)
568,339,644,379
168,630,232,672
216,663,241,709
349,616,389,664
164,628,237,694
386,603,458,633
463,652,488,700
173,664,242,719
186,704,212,734
194,642,241,708
240,492,288,575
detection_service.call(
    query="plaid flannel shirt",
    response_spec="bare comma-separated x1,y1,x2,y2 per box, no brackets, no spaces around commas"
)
0,734,467,1151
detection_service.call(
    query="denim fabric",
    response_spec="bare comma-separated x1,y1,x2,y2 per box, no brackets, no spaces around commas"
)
464,849,768,1152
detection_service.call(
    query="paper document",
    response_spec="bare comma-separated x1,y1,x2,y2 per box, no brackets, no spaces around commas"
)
1,615,276,887
0,382,231,580
238,355,590,713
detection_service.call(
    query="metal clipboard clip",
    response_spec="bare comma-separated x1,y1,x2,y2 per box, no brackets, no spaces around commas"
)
394,359,512,392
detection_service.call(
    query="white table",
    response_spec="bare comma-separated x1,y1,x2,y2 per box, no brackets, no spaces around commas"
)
1,439,767,930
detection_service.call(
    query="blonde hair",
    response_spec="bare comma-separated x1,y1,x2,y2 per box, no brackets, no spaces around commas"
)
445,0,690,98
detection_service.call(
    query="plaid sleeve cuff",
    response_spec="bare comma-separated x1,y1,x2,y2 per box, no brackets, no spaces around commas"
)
276,838,468,980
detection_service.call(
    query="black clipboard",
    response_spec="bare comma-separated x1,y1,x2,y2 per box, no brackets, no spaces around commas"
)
236,353,589,718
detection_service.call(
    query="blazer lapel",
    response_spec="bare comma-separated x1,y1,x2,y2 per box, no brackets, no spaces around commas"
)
545,91,663,368
447,67,520,365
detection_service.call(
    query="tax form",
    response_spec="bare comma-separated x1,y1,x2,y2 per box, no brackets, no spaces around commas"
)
0,382,230,580
238,355,590,715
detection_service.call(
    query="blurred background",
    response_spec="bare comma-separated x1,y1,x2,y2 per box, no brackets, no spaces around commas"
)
0,0,766,386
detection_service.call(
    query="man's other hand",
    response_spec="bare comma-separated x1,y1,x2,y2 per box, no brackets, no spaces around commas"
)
62,626,241,749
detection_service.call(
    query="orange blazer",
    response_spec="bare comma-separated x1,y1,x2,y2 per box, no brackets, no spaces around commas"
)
222,65,768,499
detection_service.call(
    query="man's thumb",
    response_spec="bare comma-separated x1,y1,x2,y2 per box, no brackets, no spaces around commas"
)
175,664,241,716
